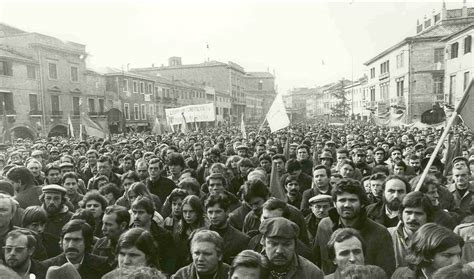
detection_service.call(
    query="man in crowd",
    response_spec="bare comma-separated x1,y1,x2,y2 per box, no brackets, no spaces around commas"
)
4,229,47,279
6,166,43,208
366,175,410,228
313,178,395,276
62,172,83,211
172,230,230,278
82,150,99,186
144,158,176,203
300,165,332,215
449,164,474,216
305,195,332,243
260,217,324,278
325,228,366,279
42,219,111,279
205,194,249,264
41,185,73,237
284,175,302,209
92,205,130,267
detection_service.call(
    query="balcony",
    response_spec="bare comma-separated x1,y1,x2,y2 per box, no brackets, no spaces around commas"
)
379,72,390,80
29,110,43,116
51,110,63,117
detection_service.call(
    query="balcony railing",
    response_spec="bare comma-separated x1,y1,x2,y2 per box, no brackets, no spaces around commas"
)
29,110,43,116
51,110,63,117
379,72,390,80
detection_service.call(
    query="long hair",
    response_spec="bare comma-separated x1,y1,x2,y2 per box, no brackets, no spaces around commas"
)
116,227,159,268
177,195,206,239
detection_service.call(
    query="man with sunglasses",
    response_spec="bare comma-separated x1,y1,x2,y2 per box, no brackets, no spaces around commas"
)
4,229,47,279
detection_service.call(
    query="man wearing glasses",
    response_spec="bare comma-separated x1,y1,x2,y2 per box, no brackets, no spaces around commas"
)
4,229,47,279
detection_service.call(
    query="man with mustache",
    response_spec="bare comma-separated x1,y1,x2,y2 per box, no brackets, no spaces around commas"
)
42,219,111,279
284,175,302,209
366,175,410,228
260,217,324,278
387,191,433,268
40,185,73,238
313,178,395,276
4,229,47,279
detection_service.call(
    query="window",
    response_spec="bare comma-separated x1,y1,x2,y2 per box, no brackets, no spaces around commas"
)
464,36,472,54
258,81,263,90
148,84,152,94
134,104,139,120
124,79,129,92
70,66,78,82
216,107,219,115
51,95,60,112
27,65,36,79
396,79,404,97
370,67,375,79
451,42,459,59
72,97,80,115
48,62,57,79
379,82,389,99
0,61,13,76
0,93,14,114
99,99,105,113
464,72,470,90
380,60,390,74
370,87,376,102
140,82,144,94
141,104,146,120
434,76,444,95
434,48,444,63
396,53,404,68
124,103,130,120
88,99,95,113
133,81,138,93
29,94,39,113
449,75,456,105
149,104,154,118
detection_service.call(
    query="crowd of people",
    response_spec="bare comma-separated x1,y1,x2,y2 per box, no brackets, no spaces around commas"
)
0,121,472,279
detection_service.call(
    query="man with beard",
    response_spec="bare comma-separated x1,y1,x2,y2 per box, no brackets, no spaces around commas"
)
387,191,433,268
366,175,410,228
4,229,47,279
229,179,267,231
205,194,249,264
92,205,130,267
408,154,421,175
260,217,323,278
40,185,73,238
300,165,332,215
280,159,312,195
284,175,302,209
351,148,372,177
43,164,61,186
42,219,111,279
313,178,395,276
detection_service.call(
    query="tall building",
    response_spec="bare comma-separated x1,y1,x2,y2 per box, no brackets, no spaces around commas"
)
364,2,474,123
283,87,317,122
244,72,276,123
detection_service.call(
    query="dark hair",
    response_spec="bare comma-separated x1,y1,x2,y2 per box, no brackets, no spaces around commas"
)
168,188,188,202
180,195,205,229
168,153,186,168
44,163,61,176
6,228,37,249
382,175,411,192
286,159,301,173
261,198,290,219
206,173,227,187
336,148,349,156
332,178,369,206
61,172,78,184
61,219,94,253
284,175,299,185
71,209,96,231
204,194,230,211
258,154,272,164
406,223,464,271
121,170,140,183
131,196,155,215
237,158,254,168
21,206,47,227
98,155,113,165
178,178,201,196
433,263,474,279
272,154,286,163
370,173,387,181
327,228,365,260
6,166,36,189
313,165,331,177
400,191,434,222
241,179,269,203
116,228,158,268
229,250,269,278
104,205,130,226
127,182,153,201
99,184,122,201
409,175,439,194
81,190,108,212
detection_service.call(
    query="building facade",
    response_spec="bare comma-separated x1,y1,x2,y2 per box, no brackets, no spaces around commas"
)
244,72,276,123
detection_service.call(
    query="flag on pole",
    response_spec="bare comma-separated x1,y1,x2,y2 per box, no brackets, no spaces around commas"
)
79,123,84,140
457,78,474,130
194,117,199,132
269,160,286,200
181,112,187,133
68,114,75,138
241,114,247,139
81,114,106,138
152,117,162,135
2,101,10,144
443,133,462,176
266,94,290,133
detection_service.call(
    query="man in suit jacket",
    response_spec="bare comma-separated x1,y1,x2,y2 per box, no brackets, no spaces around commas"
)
42,219,112,279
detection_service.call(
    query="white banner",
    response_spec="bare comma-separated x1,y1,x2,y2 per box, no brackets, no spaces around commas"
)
165,103,216,126
266,94,290,133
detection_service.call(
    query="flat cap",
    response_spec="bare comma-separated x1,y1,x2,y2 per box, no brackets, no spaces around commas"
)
236,144,249,150
452,156,469,165
31,150,43,156
42,184,67,194
309,194,332,204
50,147,59,153
59,162,74,169
259,217,299,239
289,142,299,147
319,151,333,160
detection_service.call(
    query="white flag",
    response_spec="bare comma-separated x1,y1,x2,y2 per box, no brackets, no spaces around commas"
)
181,113,187,133
241,114,247,139
152,117,162,134
68,114,75,138
266,94,290,133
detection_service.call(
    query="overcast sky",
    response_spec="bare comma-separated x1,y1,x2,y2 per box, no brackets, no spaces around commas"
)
0,0,468,93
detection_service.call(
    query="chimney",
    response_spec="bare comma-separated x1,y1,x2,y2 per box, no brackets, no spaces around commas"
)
462,0,468,17
441,0,447,20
